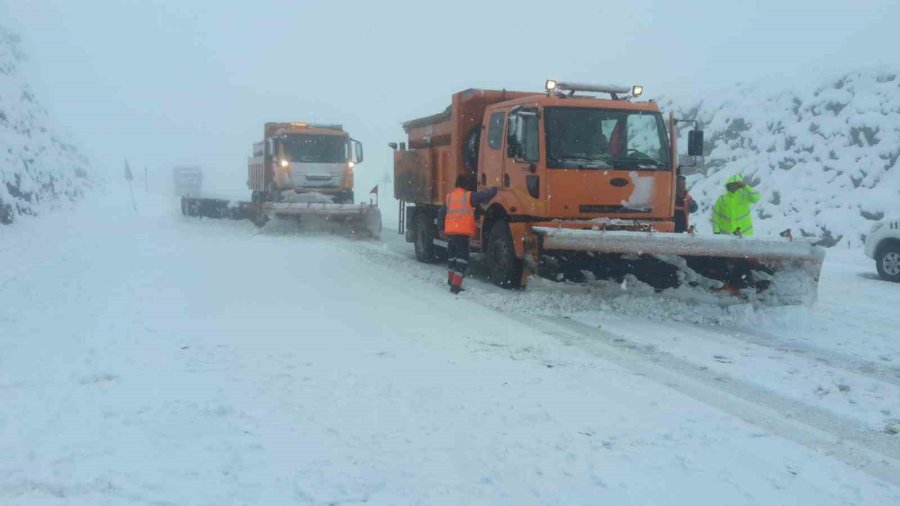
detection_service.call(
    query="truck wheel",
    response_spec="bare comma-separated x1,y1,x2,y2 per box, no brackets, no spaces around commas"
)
414,213,440,263
486,220,522,288
876,241,900,282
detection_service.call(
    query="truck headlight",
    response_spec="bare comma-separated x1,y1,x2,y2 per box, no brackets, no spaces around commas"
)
348,161,356,169
280,159,289,168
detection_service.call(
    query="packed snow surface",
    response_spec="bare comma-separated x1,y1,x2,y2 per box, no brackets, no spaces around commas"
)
1,187,899,505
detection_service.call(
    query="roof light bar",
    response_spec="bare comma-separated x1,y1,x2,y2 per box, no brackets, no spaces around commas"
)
288,122,344,130
545,80,645,98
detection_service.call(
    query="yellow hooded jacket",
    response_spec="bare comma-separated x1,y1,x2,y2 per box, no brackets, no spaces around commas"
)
712,174,760,236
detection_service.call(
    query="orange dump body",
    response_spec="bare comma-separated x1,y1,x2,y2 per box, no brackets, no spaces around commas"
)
394,89,678,257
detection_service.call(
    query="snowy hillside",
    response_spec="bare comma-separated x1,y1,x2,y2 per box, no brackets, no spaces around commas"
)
667,68,900,247
0,26,92,224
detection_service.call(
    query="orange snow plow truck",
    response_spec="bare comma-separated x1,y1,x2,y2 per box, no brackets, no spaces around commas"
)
249,122,362,204
393,81,825,304
180,121,380,238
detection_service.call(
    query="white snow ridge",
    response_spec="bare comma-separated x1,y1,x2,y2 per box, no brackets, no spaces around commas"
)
0,25,93,224
666,68,900,247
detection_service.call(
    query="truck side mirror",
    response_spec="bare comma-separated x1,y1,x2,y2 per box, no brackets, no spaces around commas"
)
688,130,704,157
353,139,364,163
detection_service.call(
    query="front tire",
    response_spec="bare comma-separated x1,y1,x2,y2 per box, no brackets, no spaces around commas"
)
876,241,900,282
486,220,522,288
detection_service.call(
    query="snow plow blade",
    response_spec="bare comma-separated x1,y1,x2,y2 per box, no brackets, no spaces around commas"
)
180,196,255,220
533,227,826,305
180,197,382,239
261,202,382,239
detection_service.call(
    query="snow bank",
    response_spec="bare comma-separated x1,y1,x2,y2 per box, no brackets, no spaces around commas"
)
0,25,93,224
663,68,900,247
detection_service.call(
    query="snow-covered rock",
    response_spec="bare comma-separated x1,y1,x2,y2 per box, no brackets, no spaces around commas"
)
665,68,900,247
0,25,92,224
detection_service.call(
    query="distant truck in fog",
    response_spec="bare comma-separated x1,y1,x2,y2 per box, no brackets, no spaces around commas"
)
172,166,203,196
248,122,364,204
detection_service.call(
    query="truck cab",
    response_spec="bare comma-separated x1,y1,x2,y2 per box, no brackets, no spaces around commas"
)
478,96,675,228
249,122,364,204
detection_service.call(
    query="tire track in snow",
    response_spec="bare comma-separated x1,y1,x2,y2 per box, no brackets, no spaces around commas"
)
346,234,900,486
524,315,900,487
699,324,900,387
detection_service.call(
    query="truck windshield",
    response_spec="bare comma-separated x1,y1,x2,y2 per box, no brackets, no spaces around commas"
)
545,107,670,170
280,134,349,163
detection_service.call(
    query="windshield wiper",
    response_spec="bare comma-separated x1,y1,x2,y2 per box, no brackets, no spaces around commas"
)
610,157,667,169
552,156,613,169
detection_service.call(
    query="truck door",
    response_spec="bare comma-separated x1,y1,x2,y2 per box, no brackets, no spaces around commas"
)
479,109,506,189
503,106,543,216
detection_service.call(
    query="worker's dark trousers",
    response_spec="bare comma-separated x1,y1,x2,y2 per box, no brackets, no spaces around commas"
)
447,235,470,290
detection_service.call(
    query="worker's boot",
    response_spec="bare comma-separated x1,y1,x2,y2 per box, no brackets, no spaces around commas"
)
449,273,465,294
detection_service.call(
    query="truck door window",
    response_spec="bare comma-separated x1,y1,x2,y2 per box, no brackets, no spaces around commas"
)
507,108,539,162
487,112,505,150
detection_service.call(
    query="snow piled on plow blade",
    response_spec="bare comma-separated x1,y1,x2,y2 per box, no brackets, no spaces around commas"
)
534,227,826,306
180,196,382,238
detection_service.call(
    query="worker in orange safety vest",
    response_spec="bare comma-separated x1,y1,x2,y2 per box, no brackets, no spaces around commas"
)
674,175,699,233
438,174,498,294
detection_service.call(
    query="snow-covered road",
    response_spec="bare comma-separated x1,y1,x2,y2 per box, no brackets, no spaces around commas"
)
1,189,898,505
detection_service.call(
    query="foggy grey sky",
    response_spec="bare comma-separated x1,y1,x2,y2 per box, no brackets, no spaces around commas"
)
2,0,898,197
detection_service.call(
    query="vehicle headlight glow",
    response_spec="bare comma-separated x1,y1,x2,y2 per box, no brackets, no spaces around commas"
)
545,79,558,92
348,161,356,169
280,159,289,168
631,85,644,97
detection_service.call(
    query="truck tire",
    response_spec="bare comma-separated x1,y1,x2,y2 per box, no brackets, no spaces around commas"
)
414,213,440,263
486,220,522,288
876,240,900,282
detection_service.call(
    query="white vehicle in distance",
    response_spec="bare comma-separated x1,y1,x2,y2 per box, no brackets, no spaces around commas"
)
865,217,900,282
172,166,203,196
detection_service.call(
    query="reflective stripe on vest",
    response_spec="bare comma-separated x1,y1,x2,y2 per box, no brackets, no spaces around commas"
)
445,188,476,237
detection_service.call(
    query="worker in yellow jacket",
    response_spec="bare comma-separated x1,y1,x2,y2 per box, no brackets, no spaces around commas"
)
712,174,760,236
